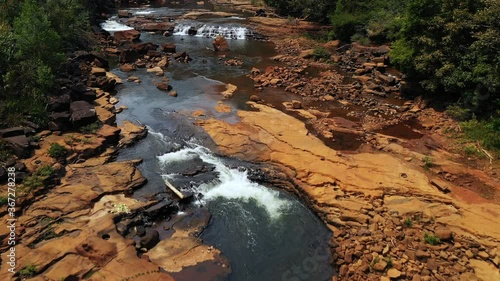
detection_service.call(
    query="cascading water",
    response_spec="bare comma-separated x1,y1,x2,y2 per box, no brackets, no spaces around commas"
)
173,24,252,39
100,17,134,32
157,145,291,219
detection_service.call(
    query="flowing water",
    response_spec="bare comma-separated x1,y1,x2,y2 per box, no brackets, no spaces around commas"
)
108,5,334,281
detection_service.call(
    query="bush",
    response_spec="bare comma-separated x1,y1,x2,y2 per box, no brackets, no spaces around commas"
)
21,165,55,193
48,143,67,159
461,117,500,156
312,47,330,61
404,217,413,227
79,121,101,134
446,105,471,121
19,264,37,278
422,156,435,169
35,165,55,177
424,232,441,245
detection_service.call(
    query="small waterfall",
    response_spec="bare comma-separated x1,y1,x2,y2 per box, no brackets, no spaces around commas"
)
100,18,134,32
156,145,290,218
173,24,253,39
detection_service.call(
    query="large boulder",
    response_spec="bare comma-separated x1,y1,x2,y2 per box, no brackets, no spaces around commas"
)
49,112,71,131
48,94,71,112
3,135,30,158
213,35,230,51
0,127,25,138
70,101,97,127
138,229,160,250
113,29,140,43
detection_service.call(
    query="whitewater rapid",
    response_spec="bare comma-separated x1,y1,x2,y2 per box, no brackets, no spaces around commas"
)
156,140,290,219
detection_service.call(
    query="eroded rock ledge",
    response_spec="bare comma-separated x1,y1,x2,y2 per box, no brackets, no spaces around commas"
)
198,102,500,281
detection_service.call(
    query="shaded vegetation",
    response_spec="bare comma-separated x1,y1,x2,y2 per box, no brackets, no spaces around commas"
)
0,0,94,128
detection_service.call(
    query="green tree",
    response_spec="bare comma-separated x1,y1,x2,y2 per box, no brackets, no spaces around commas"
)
264,0,335,22
13,0,63,68
391,0,499,114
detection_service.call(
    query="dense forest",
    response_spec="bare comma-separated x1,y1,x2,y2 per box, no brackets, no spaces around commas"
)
265,0,499,153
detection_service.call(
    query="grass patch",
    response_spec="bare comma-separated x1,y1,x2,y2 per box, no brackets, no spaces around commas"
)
48,143,67,159
0,196,8,206
20,165,55,194
312,47,330,61
461,117,499,158
79,121,101,134
424,232,441,245
19,264,37,278
404,217,413,227
422,156,435,169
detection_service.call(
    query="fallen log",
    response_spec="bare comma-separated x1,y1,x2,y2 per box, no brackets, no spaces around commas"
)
164,178,184,199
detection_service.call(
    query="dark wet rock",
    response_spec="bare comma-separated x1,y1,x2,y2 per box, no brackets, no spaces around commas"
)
3,135,30,158
0,167,6,181
14,162,26,171
188,27,198,36
255,9,266,17
120,49,140,63
147,50,162,58
173,52,192,62
116,217,143,236
0,127,25,138
161,43,176,53
138,229,160,250
131,42,159,55
70,101,97,127
136,225,146,237
72,52,109,69
14,171,26,183
71,83,89,95
113,29,140,43
143,200,175,218
48,94,71,112
174,209,211,234
156,83,172,92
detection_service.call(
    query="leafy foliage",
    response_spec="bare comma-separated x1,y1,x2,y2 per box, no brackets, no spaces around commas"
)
424,232,441,245
391,0,500,115
48,143,67,159
0,0,93,128
264,0,335,22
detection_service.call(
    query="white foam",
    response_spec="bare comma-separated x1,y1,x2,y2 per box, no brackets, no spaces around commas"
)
101,19,134,32
135,10,154,15
157,145,290,219
157,149,199,164
173,24,252,39
230,16,246,20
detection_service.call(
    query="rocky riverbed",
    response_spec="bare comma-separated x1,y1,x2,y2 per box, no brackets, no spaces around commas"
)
1,1,499,281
